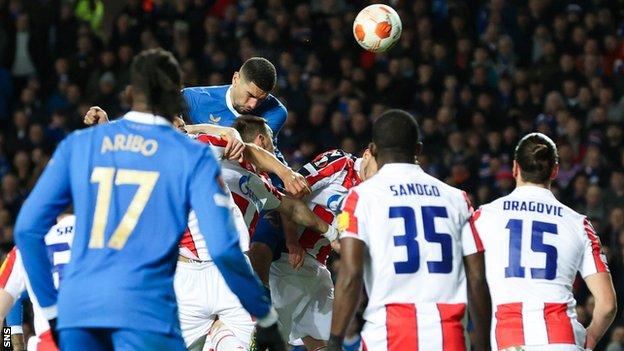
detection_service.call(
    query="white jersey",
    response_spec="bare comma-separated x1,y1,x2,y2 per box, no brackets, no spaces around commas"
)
339,164,481,351
0,215,75,337
179,134,281,260
468,185,609,350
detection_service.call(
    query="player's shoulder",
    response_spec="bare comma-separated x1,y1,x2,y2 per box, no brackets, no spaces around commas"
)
418,170,467,203
182,85,229,100
258,93,287,117
311,149,354,169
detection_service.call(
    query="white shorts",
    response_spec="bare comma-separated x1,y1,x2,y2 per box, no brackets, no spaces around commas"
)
269,254,333,343
174,260,254,349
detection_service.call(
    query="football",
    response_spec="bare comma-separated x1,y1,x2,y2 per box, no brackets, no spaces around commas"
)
352,4,402,53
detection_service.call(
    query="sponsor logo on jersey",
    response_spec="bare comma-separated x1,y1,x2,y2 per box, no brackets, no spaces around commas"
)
209,114,221,123
327,194,344,212
239,175,262,208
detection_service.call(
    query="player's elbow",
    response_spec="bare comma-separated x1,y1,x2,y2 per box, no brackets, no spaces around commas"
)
596,295,617,322
337,265,363,291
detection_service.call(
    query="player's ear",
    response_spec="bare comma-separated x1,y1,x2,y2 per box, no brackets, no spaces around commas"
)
232,71,240,85
369,142,378,157
414,142,423,159
124,85,134,106
512,160,520,179
550,163,559,180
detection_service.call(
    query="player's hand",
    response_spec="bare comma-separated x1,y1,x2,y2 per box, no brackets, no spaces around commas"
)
220,129,245,162
83,106,109,125
279,171,310,199
286,241,304,270
48,318,60,347
255,322,286,351
331,239,341,253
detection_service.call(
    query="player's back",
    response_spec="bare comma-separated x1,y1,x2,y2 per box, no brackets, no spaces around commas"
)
57,112,212,334
474,185,608,349
341,163,476,350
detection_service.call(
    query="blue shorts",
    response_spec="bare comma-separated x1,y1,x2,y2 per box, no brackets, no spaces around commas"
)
251,212,285,262
60,328,185,351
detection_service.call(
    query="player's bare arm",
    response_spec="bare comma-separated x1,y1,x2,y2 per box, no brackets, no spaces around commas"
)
463,252,491,351
280,213,305,270
584,272,617,349
243,143,310,198
277,196,338,242
328,237,364,350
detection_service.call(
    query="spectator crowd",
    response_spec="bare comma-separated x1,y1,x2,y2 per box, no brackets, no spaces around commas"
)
1,0,624,349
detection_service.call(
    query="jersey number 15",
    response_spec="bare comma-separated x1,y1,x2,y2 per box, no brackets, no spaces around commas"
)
505,219,558,280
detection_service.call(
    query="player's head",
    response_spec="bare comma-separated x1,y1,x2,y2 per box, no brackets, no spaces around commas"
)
358,148,378,181
370,109,422,164
232,115,274,153
231,57,277,113
130,48,183,120
513,132,559,187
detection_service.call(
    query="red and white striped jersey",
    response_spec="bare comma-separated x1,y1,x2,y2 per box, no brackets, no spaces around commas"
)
468,185,609,350
0,215,75,338
340,163,481,351
295,149,361,265
179,134,282,260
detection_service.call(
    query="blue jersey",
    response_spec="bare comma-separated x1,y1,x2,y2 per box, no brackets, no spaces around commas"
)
14,111,270,334
182,85,287,163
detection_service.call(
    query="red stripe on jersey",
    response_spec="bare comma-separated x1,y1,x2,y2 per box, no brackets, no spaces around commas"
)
341,160,361,190
196,134,228,147
495,303,525,350
583,218,608,273
180,228,198,257
231,192,250,216
342,191,360,234
437,303,467,351
0,247,18,288
362,338,368,351
468,209,485,252
306,157,349,187
544,303,575,345
461,191,474,212
249,212,259,239
385,303,418,351
37,330,59,351
299,205,334,264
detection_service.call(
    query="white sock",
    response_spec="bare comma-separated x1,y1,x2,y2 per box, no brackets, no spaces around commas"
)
209,322,246,351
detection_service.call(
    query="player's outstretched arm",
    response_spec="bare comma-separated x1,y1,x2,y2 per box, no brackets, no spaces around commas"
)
584,272,616,349
243,143,309,198
280,213,305,270
184,124,246,161
464,252,491,351
328,237,364,351
278,197,338,241
14,138,72,320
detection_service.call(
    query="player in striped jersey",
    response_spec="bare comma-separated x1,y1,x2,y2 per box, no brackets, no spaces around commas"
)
176,115,337,351
466,133,616,351
268,147,378,350
0,214,75,351
329,110,491,351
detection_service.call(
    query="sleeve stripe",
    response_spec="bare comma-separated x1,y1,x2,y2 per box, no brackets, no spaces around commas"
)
0,248,18,288
197,134,228,147
462,191,474,212
583,218,608,273
306,157,348,187
343,190,359,235
468,209,485,252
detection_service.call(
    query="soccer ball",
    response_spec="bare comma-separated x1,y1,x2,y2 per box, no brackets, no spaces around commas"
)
353,4,402,53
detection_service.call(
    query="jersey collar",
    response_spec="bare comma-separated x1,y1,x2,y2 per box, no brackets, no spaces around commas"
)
378,163,423,174
512,185,555,198
124,111,172,126
225,86,241,117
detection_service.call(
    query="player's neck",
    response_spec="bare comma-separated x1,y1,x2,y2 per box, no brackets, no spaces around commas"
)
376,151,414,170
515,179,551,190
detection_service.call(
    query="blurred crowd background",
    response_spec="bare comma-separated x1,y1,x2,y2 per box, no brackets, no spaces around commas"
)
1,0,624,349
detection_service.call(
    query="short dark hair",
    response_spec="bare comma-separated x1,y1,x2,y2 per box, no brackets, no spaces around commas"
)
131,48,183,119
372,109,421,156
240,57,277,92
514,133,559,184
232,115,270,142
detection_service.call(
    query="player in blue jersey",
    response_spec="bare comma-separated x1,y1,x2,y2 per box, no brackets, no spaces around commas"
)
14,48,284,351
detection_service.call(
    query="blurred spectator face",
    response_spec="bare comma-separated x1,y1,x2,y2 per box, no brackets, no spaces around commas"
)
347,99,362,115
203,16,219,37
457,38,472,55
578,87,593,106
599,87,614,105
604,35,618,53
473,47,489,64
611,208,624,229
606,125,623,146
503,126,517,145
611,171,624,192
118,45,133,65
418,64,433,84
473,67,487,86
99,73,115,95
589,107,607,125
77,35,93,54
572,26,587,46
421,118,436,136
610,326,624,345
498,36,513,56
584,55,599,77
340,137,357,154
370,104,386,121
583,39,599,56
29,124,44,145
13,110,28,130
448,132,464,152
583,145,601,168
330,112,344,134
2,174,18,195
375,72,391,91
477,185,491,205
487,131,502,150
471,111,486,129
558,144,573,164
67,85,81,104
16,14,29,31
477,93,492,110
585,185,602,207
562,80,577,99
117,14,130,33
13,151,29,172
54,58,69,76
573,175,589,196
350,113,367,135
21,88,35,105
309,103,326,127
559,54,574,72
565,118,581,138
544,92,564,114
436,107,452,125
